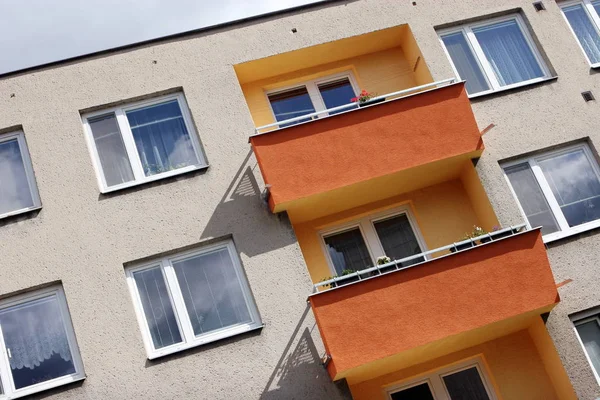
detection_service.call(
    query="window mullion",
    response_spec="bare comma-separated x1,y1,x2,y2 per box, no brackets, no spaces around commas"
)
530,161,571,231
430,375,450,400
586,0,600,37
161,259,196,343
0,320,14,396
465,27,501,90
307,82,326,114
361,219,385,262
115,109,145,181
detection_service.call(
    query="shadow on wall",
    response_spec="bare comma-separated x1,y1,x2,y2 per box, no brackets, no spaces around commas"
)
200,148,297,257
260,305,352,400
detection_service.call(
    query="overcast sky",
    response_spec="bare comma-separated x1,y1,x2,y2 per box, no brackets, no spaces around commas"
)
0,0,323,74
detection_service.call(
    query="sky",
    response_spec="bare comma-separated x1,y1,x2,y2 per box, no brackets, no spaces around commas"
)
0,0,323,74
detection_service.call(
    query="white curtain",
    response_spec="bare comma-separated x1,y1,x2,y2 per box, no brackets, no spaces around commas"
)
443,367,490,400
564,4,600,64
473,19,544,86
577,320,600,376
89,114,135,187
0,296,72,370
0,139,34,215
126,100,198,177
441,32,490,94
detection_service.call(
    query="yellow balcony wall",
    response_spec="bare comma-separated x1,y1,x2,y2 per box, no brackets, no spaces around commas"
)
234,25,432,128
348,319,576,400
293,162,499,284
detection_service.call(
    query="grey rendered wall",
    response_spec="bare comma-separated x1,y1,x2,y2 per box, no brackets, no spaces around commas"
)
0,0,599,398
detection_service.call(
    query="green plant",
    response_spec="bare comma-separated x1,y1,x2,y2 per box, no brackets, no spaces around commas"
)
377,256,391,265
351,89,376,103
462,225,487,241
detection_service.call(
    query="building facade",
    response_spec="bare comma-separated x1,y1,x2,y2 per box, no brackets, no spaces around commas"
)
1,0,600,398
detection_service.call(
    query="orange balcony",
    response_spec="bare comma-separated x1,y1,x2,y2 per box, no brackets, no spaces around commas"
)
250,81,484,222
308,228,559,382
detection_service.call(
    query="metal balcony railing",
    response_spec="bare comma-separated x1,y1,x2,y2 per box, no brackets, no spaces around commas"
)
253,78,458,136
312,224,528,293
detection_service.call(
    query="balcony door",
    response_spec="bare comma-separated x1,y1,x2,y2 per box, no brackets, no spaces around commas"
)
320,206,427,276
388,359,497,400
266,72,359,127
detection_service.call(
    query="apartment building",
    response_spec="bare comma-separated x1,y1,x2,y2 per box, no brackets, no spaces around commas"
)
2,0,600,398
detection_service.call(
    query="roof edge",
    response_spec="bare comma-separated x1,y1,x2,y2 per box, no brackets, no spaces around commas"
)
0,0,341,80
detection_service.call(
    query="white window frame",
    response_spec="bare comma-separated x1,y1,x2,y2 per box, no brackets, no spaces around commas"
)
319,205,428,276
265,71,360,123
559,0,600,68
0,286,85,399
385,357,497,400
82,93,208,193
438,14,551,98
502,142,600,243
0,131,41,220
572,312,600,386
126,239,262,360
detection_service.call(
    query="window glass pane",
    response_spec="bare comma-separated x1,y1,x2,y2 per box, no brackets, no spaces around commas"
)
576,319,600,375
441,32,490,95
373,214,424,267
473,19,544,86
505,163,559,235
391,383,435,400
0,295,76,390
88,114,135,187
268,87,316,128
443,367,491,400
324,228,372,275
126,100,199,177
318,78,357,115
538,149,600,227
563,4,600,64
133,267,183,349
172,248,251,337
0,138,34,215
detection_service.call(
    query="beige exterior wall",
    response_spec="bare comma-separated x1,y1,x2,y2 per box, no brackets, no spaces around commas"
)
1,0,600,398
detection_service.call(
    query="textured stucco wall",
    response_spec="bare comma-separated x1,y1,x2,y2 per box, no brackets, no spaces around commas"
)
0,0,599,398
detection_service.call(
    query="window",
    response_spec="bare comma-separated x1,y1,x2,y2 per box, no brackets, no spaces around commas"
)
0,286,85,398
387,358,497,400
560,0,600,67
438,14,551,96
0,131,41,219
267,72,359,127
503,143,600,242
574,314,600,384
320,207,426,276
126,240,262,359
82,93,207,193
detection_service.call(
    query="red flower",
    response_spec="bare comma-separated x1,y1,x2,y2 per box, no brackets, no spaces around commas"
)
351,97,358,102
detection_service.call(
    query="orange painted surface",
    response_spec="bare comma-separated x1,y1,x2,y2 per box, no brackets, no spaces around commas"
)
309,229,559,380
250,82,483,212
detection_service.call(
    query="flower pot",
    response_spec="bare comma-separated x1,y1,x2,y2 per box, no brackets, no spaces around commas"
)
358,97,386,107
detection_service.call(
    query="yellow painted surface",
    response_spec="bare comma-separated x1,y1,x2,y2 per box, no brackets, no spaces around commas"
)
528,318,578,400
285,153,481,224
293,178,482,283
401,25,433,86
350,324,564,400
234,25,433,127
460,162,499,231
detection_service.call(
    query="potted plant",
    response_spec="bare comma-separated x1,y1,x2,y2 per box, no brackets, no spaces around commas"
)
376,256,396,273
351,90,385,107
450,226,486,253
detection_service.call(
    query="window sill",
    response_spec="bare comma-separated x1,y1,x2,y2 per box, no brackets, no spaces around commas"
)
0,205,42,222
468,76,558,100
146,323,264,360
99,164,209,194
6,374,85,400
543,221,600,244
